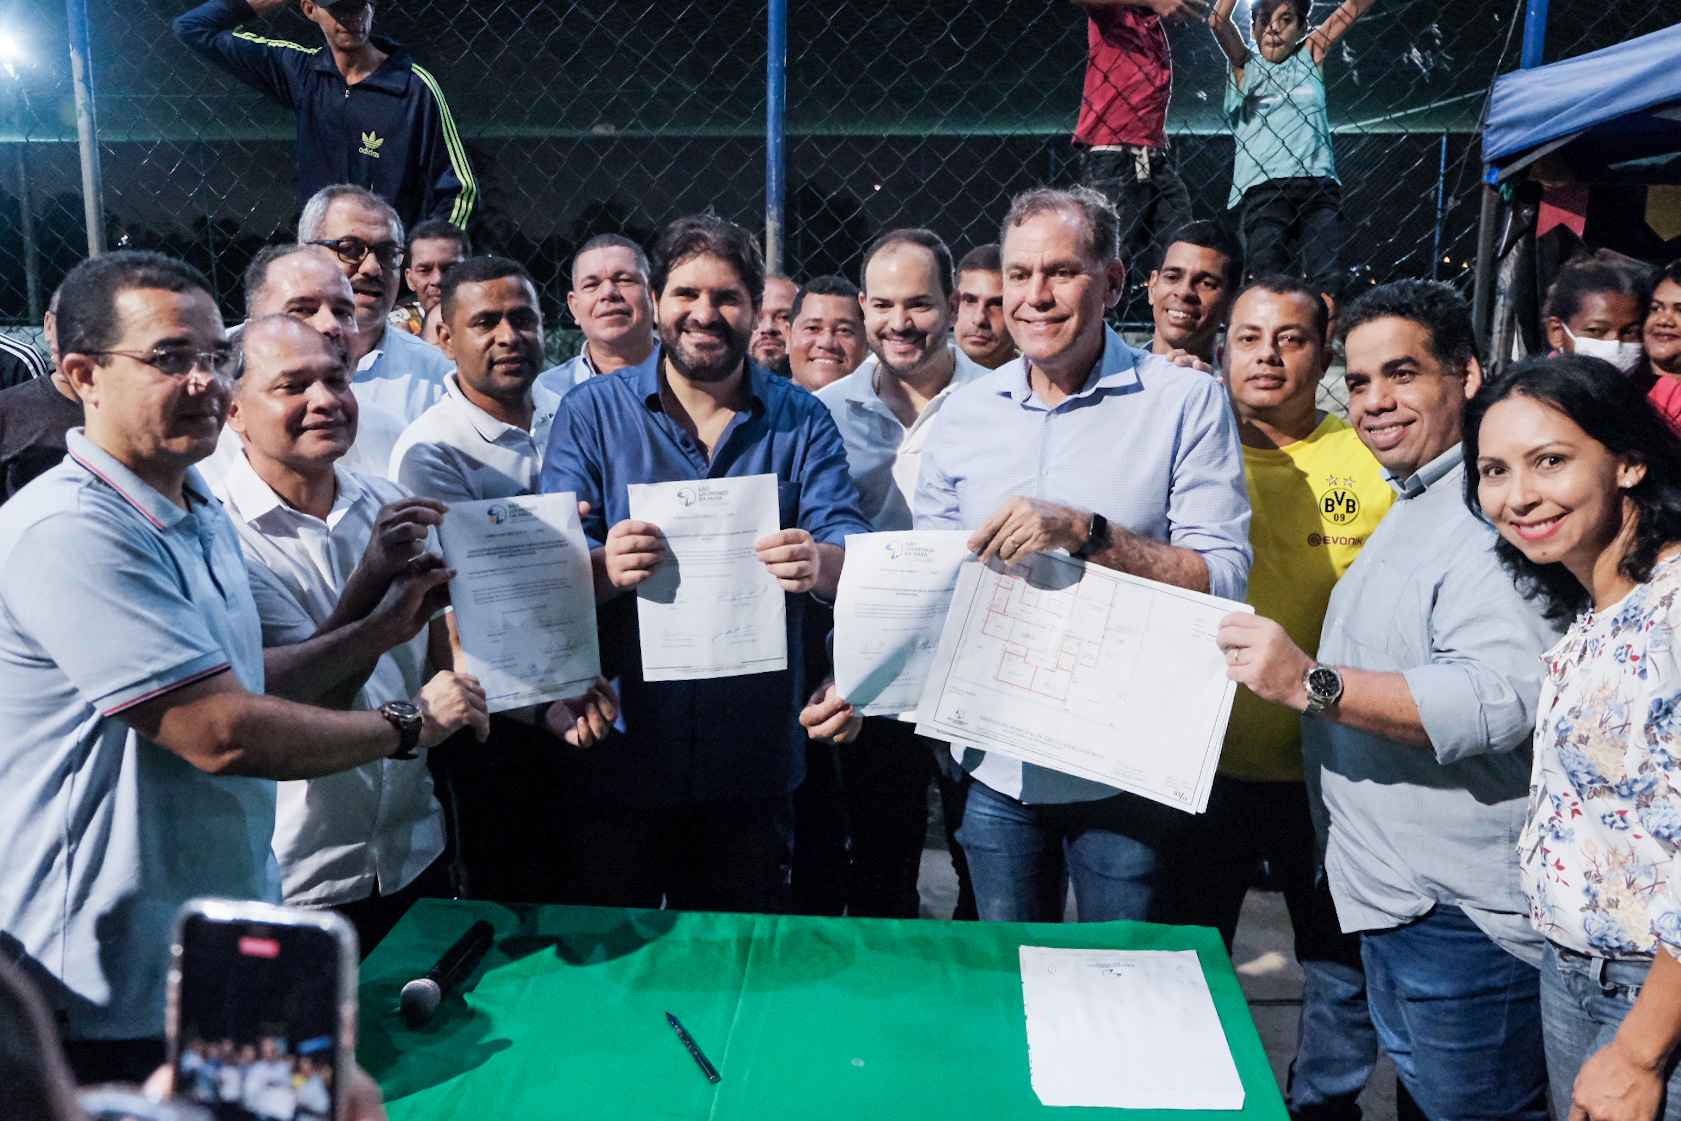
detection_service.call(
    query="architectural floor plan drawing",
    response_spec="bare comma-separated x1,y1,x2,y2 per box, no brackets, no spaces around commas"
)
918,553,1248,813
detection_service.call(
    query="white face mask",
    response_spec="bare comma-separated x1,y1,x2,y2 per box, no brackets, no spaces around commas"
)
1563,323,1644,374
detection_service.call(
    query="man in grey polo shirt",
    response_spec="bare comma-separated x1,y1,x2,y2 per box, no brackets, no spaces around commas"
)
0,252,487,1083
1218,280,1553,1120
299,183,452,424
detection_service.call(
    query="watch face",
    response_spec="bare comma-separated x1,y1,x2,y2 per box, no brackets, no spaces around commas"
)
383,700,421,722
1306,666,1341,698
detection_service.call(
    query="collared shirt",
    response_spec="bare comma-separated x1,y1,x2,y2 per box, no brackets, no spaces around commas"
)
539,358,872,808
212,454,442,907
352,324,453,424
814,347,990,531
1305,444,1562,963
0,430,276,1039
914,326,1251,805
390,372,561,502
197,398,410,490
534,338,661,400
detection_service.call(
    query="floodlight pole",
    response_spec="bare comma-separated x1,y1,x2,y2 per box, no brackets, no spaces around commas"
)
765,0,786,277
65,0,104,257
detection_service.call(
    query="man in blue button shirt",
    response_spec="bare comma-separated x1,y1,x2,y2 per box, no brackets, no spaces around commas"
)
913,186,1252,925
0,252,486,1084
541,215,872,914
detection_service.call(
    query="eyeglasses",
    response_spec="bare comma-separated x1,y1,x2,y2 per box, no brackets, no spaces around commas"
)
86,345,242,381
310,236,405,271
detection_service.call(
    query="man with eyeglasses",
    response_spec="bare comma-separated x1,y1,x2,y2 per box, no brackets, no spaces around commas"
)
299,184,453,426
174,0,476,232
0,251,487,1084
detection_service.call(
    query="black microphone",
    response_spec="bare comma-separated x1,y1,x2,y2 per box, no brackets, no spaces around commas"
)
399,919,495,1027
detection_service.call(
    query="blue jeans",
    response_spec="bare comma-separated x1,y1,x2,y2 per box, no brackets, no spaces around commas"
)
1361,906,1548,1121
954,776,1175,923
1540,943,1681,1121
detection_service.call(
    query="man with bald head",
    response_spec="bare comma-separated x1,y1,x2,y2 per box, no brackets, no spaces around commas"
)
210,314,487,950
537,233,659,397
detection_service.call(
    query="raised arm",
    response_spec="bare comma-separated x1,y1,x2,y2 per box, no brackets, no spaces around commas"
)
172,0,302,109
1209,0,1251,73
1307,0,1376,62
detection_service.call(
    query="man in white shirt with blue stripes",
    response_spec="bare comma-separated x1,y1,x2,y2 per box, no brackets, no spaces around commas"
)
912,186,1252,923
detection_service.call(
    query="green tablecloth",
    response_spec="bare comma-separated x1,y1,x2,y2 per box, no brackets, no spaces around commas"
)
359,900,1287,1120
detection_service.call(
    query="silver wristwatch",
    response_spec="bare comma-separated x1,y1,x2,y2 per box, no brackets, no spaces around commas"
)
1303,664,1344,717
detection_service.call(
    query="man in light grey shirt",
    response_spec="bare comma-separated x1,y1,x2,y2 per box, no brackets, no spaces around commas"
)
1217,280,1552,1121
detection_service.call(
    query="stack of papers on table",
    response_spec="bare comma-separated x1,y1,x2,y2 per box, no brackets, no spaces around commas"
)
1018,947,1245,1110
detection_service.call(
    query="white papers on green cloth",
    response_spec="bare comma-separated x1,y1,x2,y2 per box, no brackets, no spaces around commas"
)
916,553,1249,813
1019,947,1244,1111
437,493,600,712
627,473,786,681
832,530,973,717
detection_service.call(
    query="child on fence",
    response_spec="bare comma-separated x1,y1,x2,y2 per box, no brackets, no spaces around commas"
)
1209,0,1376,286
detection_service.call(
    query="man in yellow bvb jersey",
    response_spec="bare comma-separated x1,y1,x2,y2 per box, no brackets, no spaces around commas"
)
1155,275,1390,1120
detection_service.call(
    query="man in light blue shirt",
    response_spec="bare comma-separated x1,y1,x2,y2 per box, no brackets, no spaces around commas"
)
1218,280,1552,1120
913,187,1251,924
0,252,485,1084
535,233,660,399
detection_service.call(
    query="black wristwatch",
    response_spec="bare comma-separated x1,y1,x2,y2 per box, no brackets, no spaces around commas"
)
1303,664,1345,717
1071,511,1109,560
379,700,423,760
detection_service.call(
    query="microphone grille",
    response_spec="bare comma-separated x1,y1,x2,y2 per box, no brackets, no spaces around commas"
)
399,977,442,1027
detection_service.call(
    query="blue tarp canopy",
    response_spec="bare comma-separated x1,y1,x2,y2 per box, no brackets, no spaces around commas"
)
1483,22,1681,178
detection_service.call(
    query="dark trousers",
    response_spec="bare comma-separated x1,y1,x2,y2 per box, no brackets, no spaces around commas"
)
327,854,453,959
61,1037,166,1087
1240,176,1343,287
791,717,936,919
933,750,979,921
1078,147,1192,299
428,713,570,904
1153,775,1377,1121
563,794,795,914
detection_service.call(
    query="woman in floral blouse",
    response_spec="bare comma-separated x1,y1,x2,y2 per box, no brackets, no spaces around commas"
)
1467,352,1681,1121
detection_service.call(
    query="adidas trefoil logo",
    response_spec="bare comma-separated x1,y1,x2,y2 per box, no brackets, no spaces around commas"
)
359,131,384,157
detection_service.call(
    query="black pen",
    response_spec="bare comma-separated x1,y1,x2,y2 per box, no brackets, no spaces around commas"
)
665,1012,722,1084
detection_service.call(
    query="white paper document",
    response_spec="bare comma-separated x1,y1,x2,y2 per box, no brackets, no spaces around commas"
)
832,530,973,717
437,493,600,713
627,473,786,682
1019,947,1245,1111
916,554,1249,813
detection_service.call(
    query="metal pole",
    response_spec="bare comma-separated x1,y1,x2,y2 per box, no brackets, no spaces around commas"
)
1430,134,1448,281
1471,178,1500,360
1520,0,1549,68
14,144,38,319
65,0,104,257
764,0,786,277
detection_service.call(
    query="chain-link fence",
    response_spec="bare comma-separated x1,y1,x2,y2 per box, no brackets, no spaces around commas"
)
0,0,1673,348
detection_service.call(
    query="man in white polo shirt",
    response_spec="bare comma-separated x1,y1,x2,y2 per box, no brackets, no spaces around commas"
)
0,251,487,1084
535,233,660,397
212,314,469,953
299,183,452,424
390,256,581,902
793,228,988,919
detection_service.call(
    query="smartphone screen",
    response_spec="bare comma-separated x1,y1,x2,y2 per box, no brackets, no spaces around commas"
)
173,912,344,1121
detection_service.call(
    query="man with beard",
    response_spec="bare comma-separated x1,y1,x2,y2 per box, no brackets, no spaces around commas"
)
1146,221,1242,366
750,274,799,376
952,244,1016,370
537,234,661,396
299,185,453,425
392,256,612,902
540,214,871,913
795,228,989,919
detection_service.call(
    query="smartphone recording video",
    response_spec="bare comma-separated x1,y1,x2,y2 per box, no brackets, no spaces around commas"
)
168,901,356,1121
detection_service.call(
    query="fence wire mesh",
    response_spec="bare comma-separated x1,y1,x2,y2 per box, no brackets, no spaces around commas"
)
0,0,1674,361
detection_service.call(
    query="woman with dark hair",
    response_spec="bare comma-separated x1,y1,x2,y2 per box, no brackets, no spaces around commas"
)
1641,260,1681,434
1543,260,1651,373
1467,353,1681,1121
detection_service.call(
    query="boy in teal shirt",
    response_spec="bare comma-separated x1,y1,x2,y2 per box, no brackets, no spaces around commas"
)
1210,0,1376,286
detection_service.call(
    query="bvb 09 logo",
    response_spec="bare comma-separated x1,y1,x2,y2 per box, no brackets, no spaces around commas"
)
1319,477,1360,525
